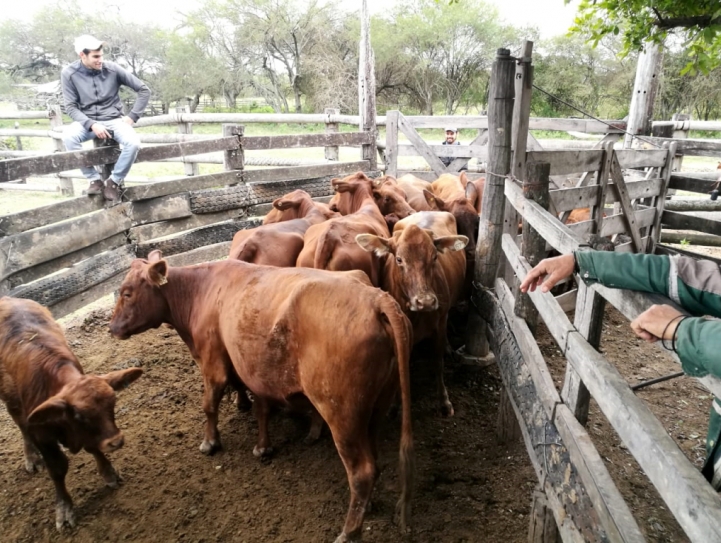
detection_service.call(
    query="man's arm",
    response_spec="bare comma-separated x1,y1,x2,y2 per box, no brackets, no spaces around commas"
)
61,69,95,130
677,317,721,377
115,66,150,123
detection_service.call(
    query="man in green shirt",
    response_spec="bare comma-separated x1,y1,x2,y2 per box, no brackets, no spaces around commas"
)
521,250,721,489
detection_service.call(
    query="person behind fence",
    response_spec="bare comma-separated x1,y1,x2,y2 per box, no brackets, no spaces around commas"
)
61,35,150,204
440,127,468,171
520,250,721,491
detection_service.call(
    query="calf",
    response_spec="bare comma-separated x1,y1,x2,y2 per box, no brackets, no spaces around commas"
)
397,174,433,212
357,211,467,416
0,297,142,530
229,190,339,266
109,252,414,542
298,172,391,286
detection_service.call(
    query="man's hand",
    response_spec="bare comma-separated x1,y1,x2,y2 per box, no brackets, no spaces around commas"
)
91,123,112,139
519,254,575,294
121,116,135,126
630,304,686,343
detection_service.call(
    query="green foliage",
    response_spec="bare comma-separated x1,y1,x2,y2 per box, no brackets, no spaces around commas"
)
680,238,691,247
569,0,721,74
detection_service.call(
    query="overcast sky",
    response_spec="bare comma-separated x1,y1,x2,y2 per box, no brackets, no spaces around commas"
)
6,0,579,39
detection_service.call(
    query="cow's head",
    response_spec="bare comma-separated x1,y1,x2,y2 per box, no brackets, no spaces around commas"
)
423,184,479,260
110,250,170,340
330,172,375,215
372,176,415,220
357,224,467,312
27,368,142,454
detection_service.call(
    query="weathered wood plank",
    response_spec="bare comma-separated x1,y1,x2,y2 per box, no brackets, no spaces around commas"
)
608,154,644,251
129,209,246,244
503,235,721,543
0,196,106,236
615,149,668,169
566,208,656,239
511,41,534,180
669,174,721,194
642,137,721,157
397,113,447,177
648,143,676,252
662,210,721,237
384,111,399,177
526,151,604,176
0,137,240,182
665,200,721,213
405,116,489,129
223,124,244,171
528,118,626,133
660,231,721,247
240,132,373,151
0,205,132,282
555,288,577,312
124,171,241,201
394,171,486,182
10,245,135,308
1,233,126,295
129,194,192,228
242,161,371,184
164,241,232,267
396,144,487,159
549,179,663,213
476,279,608,543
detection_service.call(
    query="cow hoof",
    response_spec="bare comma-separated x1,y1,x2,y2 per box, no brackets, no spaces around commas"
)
55,502,75,531
24,455,44,474
333,532,361,543
103,467,122,489
440,402,455,417
252,445,274,458
303,433,319,445
199,440,221,455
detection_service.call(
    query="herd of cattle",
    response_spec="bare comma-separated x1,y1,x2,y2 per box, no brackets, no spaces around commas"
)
0,170,499,542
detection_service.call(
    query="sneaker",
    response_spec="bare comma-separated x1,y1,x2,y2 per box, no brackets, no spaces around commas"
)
87,179,104,195
103,180,124,205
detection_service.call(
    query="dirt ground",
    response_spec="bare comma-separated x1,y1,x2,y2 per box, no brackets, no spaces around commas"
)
0,295,710,543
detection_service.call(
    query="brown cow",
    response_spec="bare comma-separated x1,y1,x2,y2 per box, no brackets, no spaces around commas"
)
229,190,339,266
397,174,433,212
429,172,480,274
262,189,337,225
0,297,142,530
109,252,414,541
357,211,467,416
298,172,391,286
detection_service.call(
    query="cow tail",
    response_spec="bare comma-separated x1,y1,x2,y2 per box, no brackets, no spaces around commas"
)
379,293,414,533
313,226,338,270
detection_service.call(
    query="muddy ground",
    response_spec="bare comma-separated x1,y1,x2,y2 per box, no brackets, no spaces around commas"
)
0,299,709,543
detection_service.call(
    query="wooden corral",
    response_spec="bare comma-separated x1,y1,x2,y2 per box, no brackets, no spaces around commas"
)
473,45,721,543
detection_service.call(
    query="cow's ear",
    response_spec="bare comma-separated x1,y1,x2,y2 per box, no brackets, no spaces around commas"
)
434,235,468,253
423,190,444,211
459,171,468,187
272,196,290,210
372,177,383,187
148,250,163,262
356,234,392,256
332,179,351,193
147,259,168,287
102,368,143,392
465,181,478,207
28,397,70,427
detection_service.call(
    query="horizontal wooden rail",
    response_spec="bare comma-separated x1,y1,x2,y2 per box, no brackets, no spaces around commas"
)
662,210,721,236
526,150,604,175
135,113,362,128
669,173,721,194
642,137,721,157
502,234,721,543
567,208,656,239
653,120,721,131
396,143,487,160
240,132,373,150
0,111,49,119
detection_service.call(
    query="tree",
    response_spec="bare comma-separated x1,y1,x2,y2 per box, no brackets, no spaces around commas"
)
569,0,721,74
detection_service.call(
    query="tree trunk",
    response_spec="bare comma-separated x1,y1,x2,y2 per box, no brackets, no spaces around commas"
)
189,93,201,113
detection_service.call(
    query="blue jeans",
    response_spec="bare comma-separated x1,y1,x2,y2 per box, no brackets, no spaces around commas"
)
62,119,141,184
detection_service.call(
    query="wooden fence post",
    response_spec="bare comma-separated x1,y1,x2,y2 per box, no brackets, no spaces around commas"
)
222,124,244,182
514,161,550,334
527,489,560,543
465,48,515,361
624,42,663,149
359,0,378,171
50,105,75,196
324,108,340,161
384,110,399,177
177,105,200,176
13,122,27,184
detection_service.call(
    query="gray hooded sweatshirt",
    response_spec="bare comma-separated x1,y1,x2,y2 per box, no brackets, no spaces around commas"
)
61,60,150,130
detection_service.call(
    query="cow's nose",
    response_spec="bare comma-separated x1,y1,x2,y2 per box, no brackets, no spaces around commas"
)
410,293,438,312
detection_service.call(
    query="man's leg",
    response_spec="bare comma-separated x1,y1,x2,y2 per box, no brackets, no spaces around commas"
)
61,122,104,194
102,119,141,203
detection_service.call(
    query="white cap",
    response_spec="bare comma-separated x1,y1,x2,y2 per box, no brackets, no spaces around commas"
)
444,127,457,133
74,35,104,54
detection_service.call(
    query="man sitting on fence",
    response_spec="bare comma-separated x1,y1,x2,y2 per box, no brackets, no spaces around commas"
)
61,35,150,204
520,250,721,491
440,127,468,172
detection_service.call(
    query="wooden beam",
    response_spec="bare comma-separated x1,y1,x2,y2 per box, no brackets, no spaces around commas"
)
615,149,668,169
641,137,721,157
511,41,534,180
0,197,105,237
608,153,644,252
669,173,721,194
240,132,374,151
397,112,448,177
384,111,399,177
550,179,663,213
661,210,721,237
503,235,721,542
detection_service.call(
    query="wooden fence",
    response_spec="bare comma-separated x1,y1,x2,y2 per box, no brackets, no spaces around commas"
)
472,44,721,543
0,127,376,318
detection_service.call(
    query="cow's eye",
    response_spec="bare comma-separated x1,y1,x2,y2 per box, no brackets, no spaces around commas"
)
433,253,438,261
122,291,132,299
396,256,403,265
